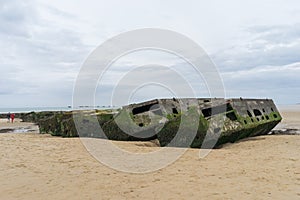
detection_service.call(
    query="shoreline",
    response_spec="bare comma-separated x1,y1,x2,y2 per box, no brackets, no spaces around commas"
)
0,103,299,114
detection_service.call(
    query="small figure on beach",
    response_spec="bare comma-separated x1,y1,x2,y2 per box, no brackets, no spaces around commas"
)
10,113,15,123
7,112,10,123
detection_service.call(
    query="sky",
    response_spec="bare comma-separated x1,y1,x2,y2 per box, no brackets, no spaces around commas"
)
0,0,300,107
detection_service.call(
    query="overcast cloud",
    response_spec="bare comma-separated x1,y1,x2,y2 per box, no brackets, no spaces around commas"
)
0,0,299,107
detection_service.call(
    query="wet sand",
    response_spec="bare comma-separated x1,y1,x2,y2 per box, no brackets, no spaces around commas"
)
0,111,299,200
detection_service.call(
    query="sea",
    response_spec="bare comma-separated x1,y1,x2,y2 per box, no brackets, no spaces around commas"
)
0,104,299,114
0,106,118,114
278,104,300,112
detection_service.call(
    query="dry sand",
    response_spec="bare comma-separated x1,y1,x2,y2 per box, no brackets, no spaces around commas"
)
0,111,299,200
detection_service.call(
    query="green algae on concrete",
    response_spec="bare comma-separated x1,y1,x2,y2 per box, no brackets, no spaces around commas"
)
19,98,282,149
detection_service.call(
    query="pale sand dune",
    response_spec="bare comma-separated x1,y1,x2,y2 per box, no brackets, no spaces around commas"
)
0,112,299,200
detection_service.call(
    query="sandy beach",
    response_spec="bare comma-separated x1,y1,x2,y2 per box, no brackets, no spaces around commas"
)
0,111,299,200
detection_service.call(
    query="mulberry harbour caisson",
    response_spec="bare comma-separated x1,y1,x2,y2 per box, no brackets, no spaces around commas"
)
23,98,282,148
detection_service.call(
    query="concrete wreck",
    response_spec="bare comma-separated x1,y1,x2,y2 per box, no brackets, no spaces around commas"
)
121,98,282,147
25,98,282,148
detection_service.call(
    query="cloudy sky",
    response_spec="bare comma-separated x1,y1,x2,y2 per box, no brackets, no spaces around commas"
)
0,0,300,107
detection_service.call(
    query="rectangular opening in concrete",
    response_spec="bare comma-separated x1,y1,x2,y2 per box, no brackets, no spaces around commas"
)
202,103,233,118
132,103,160,115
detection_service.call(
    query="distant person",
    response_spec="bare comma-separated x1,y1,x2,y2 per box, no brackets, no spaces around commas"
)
10,113,15,123
7,112,10,123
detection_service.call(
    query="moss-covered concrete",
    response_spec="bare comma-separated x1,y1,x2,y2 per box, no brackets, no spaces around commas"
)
15,98,282,149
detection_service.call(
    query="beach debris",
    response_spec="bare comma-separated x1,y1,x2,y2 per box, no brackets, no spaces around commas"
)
0,126,37,133
0,128,14,133
270,128,300,135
